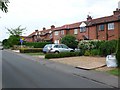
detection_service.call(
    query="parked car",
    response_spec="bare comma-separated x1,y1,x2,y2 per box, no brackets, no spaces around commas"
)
0,46,3,50
43,44,74,54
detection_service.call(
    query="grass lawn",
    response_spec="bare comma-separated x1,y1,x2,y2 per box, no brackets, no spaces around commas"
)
25,52,45,56
107,68,120,76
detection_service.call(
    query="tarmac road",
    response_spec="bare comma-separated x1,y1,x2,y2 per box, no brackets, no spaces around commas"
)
2,50,112,88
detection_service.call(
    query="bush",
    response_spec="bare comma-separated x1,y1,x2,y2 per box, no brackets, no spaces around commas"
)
20,48,43,53
45,52,81,59
84,50,91,56
99,40,117,56
116,38,120,67
90,49,100,56
23,42,52,48
61,35,78,49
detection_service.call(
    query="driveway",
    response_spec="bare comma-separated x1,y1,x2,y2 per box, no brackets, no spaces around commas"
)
49,56,115,71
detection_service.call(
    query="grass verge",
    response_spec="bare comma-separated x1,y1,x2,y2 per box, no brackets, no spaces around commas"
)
107,68,120,76
25,53,45,56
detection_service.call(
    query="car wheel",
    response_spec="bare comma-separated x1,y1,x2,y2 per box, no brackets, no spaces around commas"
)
54,51,59,54
70,50,74,52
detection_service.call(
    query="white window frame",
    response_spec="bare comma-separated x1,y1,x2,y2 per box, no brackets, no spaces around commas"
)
61,30,64,35
54,31,59,36
108,23,114,30
80,27,86,32
74,29,78,34
99,24,104,31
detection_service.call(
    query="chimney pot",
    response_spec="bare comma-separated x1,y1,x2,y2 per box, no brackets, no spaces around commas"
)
43,27,46,30
51,25,55,29
87,15,92,21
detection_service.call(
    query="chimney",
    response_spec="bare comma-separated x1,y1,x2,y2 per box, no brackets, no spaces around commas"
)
35,30,38,32
43,27,46,30
87,15,92,21
113,8,120,15
51,25,55,29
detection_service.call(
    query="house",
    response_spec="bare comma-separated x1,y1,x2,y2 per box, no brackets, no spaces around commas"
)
25,8,120,43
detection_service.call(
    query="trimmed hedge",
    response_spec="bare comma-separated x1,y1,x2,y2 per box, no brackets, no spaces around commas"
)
20,48,43,53
23,42,52,48
45,52,82,59
116,38,120,67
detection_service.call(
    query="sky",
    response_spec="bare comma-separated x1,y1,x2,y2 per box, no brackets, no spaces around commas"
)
0,0,120,41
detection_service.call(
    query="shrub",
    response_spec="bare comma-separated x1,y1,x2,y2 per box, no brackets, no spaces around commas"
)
116,38,120,67
90,49,100,56
61,35,78,49
84,50,91,56
23,42,52,48
99,40,117,56
20,48,43,53
45,52,81,59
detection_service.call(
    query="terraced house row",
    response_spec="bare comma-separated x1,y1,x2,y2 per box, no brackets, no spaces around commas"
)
24,8,120,44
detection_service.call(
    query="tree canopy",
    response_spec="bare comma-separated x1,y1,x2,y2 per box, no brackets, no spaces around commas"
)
61,35,78,49
0,0,9,13
6,25,26,36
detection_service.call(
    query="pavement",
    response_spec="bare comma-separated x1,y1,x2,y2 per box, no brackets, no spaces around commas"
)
12,50,119,88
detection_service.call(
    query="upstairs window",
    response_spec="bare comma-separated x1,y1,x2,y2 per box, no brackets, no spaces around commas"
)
80,27,86,32
74,29,78,34
54,31,59,36
108,23,114,30
61,30,64,35
98,24,104,31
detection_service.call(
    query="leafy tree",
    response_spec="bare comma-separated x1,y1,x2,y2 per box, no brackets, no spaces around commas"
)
61,35,78,49
0,0,9,13
3,26,26,48
6,25,26,36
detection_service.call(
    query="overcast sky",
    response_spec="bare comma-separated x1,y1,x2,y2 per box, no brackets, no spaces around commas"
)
0,0,120,41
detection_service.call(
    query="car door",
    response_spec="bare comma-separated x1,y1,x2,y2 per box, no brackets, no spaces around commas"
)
61,44,69,52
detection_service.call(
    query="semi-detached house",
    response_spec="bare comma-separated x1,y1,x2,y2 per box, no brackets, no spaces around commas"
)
24,8,120,44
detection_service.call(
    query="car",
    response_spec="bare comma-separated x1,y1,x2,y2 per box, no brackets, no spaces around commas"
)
0,46,3,50
43,44,74,54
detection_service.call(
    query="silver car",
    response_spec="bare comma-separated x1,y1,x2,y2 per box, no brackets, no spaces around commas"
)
43,44,74,54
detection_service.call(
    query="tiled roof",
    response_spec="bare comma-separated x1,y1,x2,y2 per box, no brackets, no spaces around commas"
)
27,32,36,37
88,14,120,26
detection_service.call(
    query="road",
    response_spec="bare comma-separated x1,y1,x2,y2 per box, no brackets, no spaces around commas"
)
2,50,112,88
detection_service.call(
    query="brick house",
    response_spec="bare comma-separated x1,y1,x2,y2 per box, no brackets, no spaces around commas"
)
25,8,120,43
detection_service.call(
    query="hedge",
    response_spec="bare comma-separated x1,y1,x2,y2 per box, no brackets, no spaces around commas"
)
20,48,43,53
23,42,52,48
45,52,82,59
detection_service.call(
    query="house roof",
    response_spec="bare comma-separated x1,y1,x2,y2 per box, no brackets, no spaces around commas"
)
88,14,120,26
27,32,36,37
27,11,120,37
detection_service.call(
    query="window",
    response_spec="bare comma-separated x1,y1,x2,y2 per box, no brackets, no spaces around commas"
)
98,24,104,31
49,34,52,39
108,23,114,30
80,27,86,32
54,40,59,44
54,31,59,35
74,29,78,34
61,30,64,35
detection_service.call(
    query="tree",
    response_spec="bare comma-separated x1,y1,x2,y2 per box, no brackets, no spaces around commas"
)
0,0,9,13
7,25,26,36
61,35,78,49
4,25,26,47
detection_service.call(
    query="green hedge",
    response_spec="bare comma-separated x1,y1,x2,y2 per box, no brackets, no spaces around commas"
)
78,40,117,56
45,52,82,59
23,42,52,48
20,48,43,53
116,38,120,67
